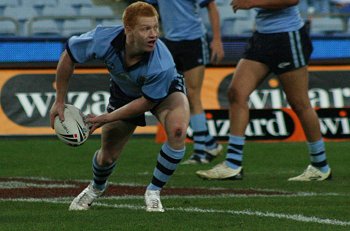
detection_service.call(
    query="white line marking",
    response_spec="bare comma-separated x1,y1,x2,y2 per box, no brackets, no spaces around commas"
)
2,198,350,226
0,181,77,189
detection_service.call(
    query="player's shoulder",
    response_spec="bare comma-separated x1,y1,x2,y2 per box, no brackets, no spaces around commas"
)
149,39,175,72
92,25,124,41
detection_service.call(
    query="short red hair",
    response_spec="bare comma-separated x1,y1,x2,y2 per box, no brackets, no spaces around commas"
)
123,1,159,28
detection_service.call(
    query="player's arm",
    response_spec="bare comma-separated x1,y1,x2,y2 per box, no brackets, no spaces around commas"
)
231,0,298,11
206,1,224,64
87,97,157,133
49,50,75,129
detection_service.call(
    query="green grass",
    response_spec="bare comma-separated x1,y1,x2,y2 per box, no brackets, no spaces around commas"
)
1,137,349,231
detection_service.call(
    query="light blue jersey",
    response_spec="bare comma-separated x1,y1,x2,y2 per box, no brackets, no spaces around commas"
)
66,25,178,102
146,0,213,41
255,6,304,33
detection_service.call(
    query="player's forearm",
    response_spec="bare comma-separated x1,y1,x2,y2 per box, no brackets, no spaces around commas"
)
103,97,156,123
232,0,298,10
248,0,298,9
207,2,222,41
55,51,75,104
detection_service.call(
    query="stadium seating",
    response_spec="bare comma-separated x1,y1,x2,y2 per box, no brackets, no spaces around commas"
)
310,17,345,35
21,0,57,7
3,6,39,36
79,5,115,17
0,0,20,9
62,18,94,37
221,17,255,36
29,19,61,37
100,18,123,27
0,18,18,36
58,0,92,13
42,5,77,17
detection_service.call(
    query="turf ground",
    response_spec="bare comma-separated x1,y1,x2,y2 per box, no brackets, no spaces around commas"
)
0,137,349,230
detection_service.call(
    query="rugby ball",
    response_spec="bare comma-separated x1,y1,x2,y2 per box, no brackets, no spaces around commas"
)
54,104,90,147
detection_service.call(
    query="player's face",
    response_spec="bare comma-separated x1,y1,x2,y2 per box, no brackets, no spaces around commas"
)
131,16,159,53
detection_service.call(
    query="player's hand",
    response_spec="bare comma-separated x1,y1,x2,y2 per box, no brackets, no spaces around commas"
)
86,113,108,134
49,102,65,129
210,39,224,64
231,0,252,12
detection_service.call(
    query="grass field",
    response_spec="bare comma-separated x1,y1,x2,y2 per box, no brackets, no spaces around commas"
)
1,137,349,231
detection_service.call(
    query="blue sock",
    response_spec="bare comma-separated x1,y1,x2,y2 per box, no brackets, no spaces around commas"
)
92,151,116,190
225,134,245,170
308,139,330,173
190,113,208,158
147,143,185,191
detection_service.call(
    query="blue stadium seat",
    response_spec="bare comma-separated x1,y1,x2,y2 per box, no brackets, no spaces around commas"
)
0,0,19,7
21,0,57,7
58,0,92,8
100,18,123,27
310,17,344,35
79,6,115,17
3,6,38,35
0,18,18,36
42,5,77,17
222,18,255,36
62,18,93,37
29,19,61,37
0,0,20,15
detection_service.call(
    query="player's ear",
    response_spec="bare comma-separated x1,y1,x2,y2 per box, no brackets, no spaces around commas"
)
124,25,132,34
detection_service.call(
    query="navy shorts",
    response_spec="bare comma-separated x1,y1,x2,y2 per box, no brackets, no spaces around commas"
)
107,75,186,126
162,36,210,72
243,25,313,75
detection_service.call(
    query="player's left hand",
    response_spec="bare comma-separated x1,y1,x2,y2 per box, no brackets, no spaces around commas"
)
231,0,252,12
210,39,224,64
86,114,107,134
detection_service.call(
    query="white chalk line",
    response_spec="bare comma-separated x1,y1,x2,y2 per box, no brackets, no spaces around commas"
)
1,197,349,227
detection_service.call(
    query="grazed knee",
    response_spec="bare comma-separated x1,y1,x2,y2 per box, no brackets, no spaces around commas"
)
175,128,183,138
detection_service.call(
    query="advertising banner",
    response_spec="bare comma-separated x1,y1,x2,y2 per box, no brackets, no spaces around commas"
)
156,107,350,142
1,66,350,141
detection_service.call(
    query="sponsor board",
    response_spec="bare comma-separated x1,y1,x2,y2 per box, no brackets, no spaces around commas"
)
0,66,350,140
156,108,350,142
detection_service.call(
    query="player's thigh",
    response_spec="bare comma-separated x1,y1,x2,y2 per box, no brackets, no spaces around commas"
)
183,65,205,92
278,66,310,107
229,59,269,101
100,120,136,154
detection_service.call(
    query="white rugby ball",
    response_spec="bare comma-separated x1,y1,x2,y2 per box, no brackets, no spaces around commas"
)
54,104,90,147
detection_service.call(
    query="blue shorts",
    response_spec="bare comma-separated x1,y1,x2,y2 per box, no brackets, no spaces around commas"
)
243,25,313,75
107,75,186,126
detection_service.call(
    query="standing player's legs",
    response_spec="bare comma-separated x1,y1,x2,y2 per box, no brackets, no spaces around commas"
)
146,91,190,212
69,120,136,210
196,59,269,180
177,38,222,165
278,68,331,181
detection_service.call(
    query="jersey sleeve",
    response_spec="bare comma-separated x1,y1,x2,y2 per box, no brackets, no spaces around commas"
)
199,0,214,8
66,27,102,63
141,68,175,102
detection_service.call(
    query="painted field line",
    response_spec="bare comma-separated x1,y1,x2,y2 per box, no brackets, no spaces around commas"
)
2,198,350,227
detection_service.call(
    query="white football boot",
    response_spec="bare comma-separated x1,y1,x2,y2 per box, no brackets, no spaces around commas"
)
144,190,164,212
288,165,332,181
196,161,243,180
69,182,105,211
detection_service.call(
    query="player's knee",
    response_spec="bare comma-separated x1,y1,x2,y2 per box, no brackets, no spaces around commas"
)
227,88,239,104
169,124,187,140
